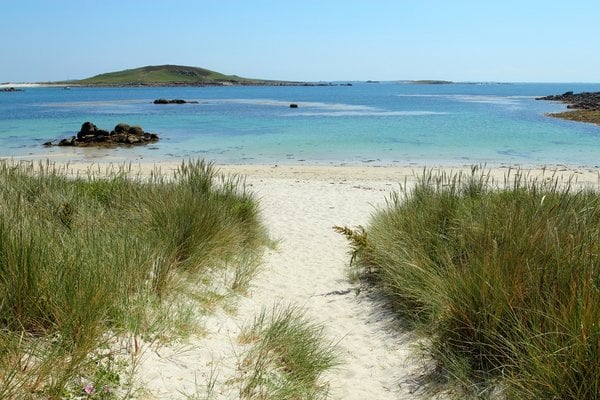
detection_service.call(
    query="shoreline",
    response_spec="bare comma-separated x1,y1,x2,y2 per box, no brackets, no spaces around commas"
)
4,158,599,187
0,81,347,89
548,109,600,125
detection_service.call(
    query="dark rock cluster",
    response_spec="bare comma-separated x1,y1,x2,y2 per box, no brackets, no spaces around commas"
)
537,91,600,111
0,87,24,92
44,122,159,147
153,98,199,104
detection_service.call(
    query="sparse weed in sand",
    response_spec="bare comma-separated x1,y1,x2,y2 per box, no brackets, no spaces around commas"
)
238,304,340,400
0,160,268,398
339,167,600,399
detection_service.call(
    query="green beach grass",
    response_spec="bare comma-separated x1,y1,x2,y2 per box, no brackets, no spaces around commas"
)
337,167,600,399
238,303,340,400
0,160,268,398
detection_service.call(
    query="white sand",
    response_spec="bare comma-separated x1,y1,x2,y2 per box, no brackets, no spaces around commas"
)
130,165,433,399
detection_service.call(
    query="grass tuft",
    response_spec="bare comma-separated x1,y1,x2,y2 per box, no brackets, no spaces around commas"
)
338,167,600,399
238,304,340,399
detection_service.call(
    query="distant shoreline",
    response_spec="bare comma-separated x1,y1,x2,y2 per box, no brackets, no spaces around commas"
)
1,81,456,88
0,81,349,88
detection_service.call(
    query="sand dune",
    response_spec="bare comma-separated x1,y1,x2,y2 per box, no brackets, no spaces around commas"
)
6,160,598,398
127,164,599,399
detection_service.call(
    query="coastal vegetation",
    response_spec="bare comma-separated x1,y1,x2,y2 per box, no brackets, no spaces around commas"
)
0,160,268,398
549,109,600,125
337,168,600,399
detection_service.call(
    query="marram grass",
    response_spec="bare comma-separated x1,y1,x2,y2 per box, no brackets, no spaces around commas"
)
238,304,340,400
0,159,268,398
338,167,600,399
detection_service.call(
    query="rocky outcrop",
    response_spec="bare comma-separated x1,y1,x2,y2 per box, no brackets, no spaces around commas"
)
537,91,600,125
0,87,24,92
153,99,199,104
537,91,600,111
45,122,159,147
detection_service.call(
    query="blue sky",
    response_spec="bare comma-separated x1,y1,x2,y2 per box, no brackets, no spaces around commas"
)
2,0,599,82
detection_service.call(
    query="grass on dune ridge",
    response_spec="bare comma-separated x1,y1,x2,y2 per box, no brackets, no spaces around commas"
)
337,167,600,399
0,159,268,398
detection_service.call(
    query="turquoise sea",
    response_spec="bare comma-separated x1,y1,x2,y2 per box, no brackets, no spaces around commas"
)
1,83,599,166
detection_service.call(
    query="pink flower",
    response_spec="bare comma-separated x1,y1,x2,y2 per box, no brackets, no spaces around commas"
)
84,384,95,395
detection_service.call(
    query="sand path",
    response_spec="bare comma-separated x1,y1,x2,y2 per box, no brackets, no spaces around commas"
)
135,168,430,399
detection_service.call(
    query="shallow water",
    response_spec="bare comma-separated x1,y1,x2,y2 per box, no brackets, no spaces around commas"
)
1,83,599,166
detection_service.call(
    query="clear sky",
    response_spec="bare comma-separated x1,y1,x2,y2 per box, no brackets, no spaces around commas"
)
1,0,599,82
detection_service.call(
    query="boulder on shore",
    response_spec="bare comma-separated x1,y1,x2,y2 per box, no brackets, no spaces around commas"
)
45,122,159,147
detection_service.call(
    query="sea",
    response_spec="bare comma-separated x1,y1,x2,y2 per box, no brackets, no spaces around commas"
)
1,82,599,167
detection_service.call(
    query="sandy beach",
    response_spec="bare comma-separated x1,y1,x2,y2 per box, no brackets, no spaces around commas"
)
71,162,593,399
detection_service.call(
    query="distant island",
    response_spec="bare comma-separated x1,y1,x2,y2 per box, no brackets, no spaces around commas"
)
55,65,346,87
410,80,453,85
395,80,454,85
537,91,600,126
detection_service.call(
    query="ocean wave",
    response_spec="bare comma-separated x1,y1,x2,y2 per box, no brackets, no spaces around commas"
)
284,111,447,117
447,95,523,105
396,94,527,106
208,98,447,116
211,98,381,112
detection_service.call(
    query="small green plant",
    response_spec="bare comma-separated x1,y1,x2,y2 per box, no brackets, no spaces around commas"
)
238,304,340,399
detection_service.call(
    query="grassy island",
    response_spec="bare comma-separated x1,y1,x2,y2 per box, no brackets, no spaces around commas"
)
60,64,294,87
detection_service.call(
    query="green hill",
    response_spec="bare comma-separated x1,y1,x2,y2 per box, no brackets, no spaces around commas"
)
66,65,279,86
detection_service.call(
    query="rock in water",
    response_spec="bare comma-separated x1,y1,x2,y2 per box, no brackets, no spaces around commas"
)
153,99,198,104
50,122,160,147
